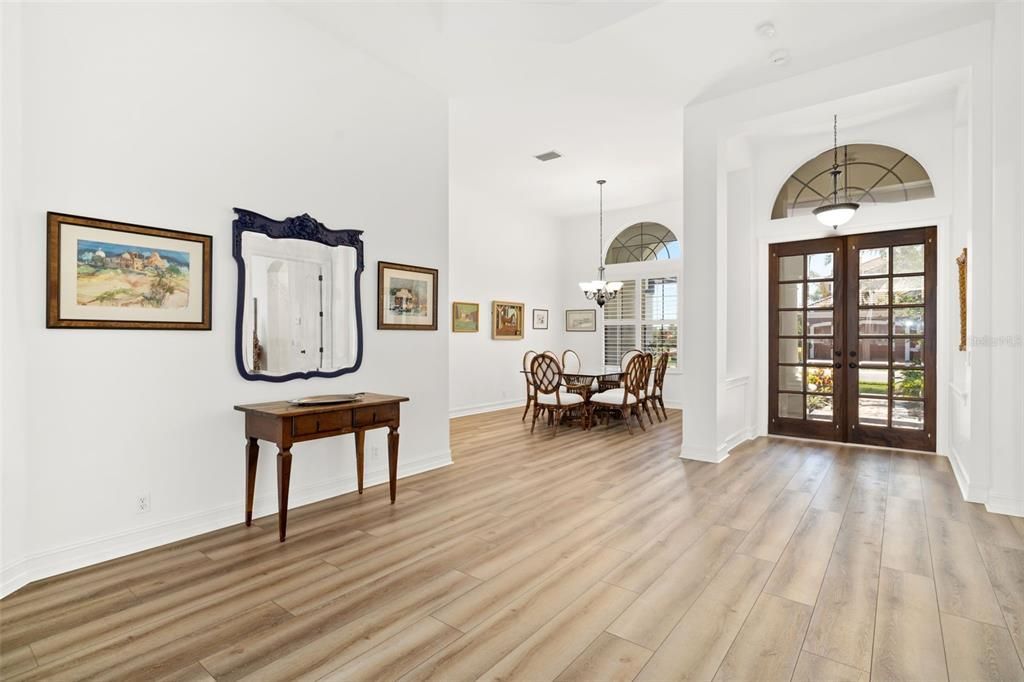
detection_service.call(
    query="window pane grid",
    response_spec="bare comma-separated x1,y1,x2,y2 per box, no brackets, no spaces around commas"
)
854,243,927,431
603,277,678,369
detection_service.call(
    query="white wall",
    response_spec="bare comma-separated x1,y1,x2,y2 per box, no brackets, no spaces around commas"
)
0,3,451,597
0,1,30,594
558,199,685,407
448,182,564,416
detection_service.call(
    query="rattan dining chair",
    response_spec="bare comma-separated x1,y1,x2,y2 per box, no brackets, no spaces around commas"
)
620,348,642,372
648,352,670,421
562,349,597,393
522,350,538,422
589,353,647,434
636,352,656,425
530,353,585,436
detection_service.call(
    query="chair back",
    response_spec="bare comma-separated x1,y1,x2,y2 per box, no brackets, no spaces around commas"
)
531,353,563,396
653,352,669,390
523,350,538,390
562,349,582,374
623,353,648,401
620,348,642,372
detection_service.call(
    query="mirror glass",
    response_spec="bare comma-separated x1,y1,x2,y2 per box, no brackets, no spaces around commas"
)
234,210,363,381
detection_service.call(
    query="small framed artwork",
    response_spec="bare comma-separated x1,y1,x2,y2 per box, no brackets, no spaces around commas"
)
565,308,597,332
492,300,524,340
452,301,480,333
532,308,549,330
46,212,212,330
378,261,439,330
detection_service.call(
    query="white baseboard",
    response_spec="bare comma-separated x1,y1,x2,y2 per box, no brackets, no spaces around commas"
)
0,449,451,599
718,427,754,455
680,436,736,463
679,444,730,463
449,399,523,419
945,440,990,504
986,492,1024,518
679,425,754,463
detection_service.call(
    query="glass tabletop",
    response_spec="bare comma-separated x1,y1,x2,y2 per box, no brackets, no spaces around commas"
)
520,366,624,378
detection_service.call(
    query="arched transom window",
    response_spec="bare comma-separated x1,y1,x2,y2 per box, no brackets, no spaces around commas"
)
605,222,679,264
772,144,934,220
602,221,680,368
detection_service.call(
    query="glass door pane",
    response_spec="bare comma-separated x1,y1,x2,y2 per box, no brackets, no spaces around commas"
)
845,227,935,451
769,239,844,441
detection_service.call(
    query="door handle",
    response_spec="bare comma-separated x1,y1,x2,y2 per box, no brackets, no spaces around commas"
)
849,362,857,369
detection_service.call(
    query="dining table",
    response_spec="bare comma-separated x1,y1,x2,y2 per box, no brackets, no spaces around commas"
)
520,365,641,400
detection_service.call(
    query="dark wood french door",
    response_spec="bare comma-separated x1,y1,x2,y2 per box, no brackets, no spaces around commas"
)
769,227,936,452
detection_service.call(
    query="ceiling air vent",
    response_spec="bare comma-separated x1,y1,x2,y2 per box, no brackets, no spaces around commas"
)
534,150,562,162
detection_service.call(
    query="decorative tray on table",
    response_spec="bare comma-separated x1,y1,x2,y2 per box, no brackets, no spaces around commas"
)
288,393,364,406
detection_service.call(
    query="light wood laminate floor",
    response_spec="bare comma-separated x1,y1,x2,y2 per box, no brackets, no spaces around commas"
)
2,408,1023,681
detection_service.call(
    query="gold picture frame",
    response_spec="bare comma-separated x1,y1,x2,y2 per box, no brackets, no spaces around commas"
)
957,247,967,351
492,300,524,340
452,301,479,333
46,212,212,330
377,261,438,331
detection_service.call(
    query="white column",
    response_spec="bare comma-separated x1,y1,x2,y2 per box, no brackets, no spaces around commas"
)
680,110,729,461
986,1,1024,516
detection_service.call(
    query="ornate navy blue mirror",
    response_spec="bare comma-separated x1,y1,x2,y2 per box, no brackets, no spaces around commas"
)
233,208,364,382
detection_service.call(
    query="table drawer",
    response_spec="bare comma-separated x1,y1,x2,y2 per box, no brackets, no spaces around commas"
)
292,412,346,436
353,403,398,428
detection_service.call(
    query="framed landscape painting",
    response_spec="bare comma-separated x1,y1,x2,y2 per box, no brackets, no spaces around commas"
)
452,301,479,333
492,300,524,340
532,308,549,330
46,212,212,330
378,261,438,330
565,308,597,332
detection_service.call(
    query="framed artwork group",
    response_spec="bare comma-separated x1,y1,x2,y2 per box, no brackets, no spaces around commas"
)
45,210,595,344
448,299,595,338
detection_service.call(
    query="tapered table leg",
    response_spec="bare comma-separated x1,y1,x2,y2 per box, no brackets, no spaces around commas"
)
387,426,399,503
277,447,292,542
245,437,259,526
354,430,365,494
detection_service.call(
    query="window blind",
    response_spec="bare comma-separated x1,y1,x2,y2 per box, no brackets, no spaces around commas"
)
603,280,637,366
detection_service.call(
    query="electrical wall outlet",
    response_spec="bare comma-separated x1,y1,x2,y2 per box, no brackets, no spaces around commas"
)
370,445,380,460
136,494,151,514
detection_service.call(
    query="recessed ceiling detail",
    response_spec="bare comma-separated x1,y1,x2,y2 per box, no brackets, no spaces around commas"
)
772,144,934,220
534,150,563,162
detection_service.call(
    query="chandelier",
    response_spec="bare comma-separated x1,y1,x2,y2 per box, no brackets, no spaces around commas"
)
579,179,623,307
812,115,860,229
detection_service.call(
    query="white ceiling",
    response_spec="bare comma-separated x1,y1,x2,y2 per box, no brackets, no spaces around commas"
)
290,1,993,217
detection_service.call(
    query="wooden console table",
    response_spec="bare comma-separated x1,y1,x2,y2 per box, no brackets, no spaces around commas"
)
233,393,409,541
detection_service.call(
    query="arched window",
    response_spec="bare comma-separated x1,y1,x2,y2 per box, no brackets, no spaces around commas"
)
772,144,934,220
605,222,679,264
602,221,680,368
